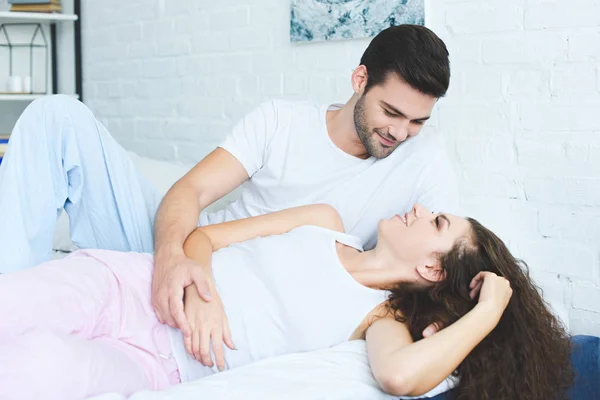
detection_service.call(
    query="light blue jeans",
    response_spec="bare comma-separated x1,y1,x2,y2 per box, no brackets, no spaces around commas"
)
0,95,162,273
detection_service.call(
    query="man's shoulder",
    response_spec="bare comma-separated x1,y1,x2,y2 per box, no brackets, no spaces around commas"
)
393,131,452,164
267,98,323,117
411,131,448,152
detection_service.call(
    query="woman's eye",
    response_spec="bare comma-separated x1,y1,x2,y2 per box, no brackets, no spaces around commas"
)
435,216,441,229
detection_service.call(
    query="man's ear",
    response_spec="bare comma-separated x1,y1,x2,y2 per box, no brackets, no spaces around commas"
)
351,65,368,94
416,263,446,283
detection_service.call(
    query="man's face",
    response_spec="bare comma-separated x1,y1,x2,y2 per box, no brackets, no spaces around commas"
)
353,75,438,159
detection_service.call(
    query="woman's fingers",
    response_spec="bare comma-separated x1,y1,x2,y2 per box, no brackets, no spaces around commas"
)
212,329,226,372
469,271,487,288
470,280,483,299
199,327,214,367
192,328,201,361
223,315,236,350
184,328,194,356
422,322,442,338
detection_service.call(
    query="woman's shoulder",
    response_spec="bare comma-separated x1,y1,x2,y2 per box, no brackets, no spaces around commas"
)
307,203,345,233
350,301,398,340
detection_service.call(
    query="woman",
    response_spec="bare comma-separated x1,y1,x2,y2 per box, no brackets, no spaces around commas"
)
0,204,572,400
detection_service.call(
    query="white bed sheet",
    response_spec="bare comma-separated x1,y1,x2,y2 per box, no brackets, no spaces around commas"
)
87,340,455,400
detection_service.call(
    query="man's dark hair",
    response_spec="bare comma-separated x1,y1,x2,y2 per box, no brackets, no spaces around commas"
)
360,25,450,98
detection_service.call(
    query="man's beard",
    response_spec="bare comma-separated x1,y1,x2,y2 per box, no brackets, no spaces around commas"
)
353,95,399,159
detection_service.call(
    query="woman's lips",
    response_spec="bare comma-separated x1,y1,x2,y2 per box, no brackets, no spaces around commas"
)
395,213,408,226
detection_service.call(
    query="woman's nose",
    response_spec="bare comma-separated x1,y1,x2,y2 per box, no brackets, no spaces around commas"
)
412,203,431,218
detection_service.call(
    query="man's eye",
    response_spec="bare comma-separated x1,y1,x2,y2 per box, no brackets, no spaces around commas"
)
435,216,441,229
384,109,395,117
413,120,425,125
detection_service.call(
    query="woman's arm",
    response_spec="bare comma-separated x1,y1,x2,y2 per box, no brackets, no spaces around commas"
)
366,272,512,397
183,203,344,258
366,304,497,396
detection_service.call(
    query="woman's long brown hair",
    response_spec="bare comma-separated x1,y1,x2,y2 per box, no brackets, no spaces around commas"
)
388,218,574,400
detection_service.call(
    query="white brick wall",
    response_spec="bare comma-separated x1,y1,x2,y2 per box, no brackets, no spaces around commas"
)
81,0,600,335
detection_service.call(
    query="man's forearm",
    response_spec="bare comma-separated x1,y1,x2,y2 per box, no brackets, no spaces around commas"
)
154,182,203,260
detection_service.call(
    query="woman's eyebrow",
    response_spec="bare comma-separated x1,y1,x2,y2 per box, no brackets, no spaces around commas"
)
440,214,451,228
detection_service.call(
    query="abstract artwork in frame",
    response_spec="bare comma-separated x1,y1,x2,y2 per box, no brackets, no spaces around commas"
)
291,0,425,43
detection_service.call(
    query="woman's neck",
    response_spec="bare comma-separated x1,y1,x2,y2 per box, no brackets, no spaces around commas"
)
336,242,416,290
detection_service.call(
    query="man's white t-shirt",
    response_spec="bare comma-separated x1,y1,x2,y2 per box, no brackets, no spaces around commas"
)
199,99,458,249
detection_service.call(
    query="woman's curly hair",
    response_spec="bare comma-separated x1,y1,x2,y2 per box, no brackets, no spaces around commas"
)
388,218,574,400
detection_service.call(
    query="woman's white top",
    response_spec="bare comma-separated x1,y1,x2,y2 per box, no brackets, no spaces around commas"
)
169,226,388,382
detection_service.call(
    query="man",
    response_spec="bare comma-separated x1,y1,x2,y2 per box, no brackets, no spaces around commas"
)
0,25,456,366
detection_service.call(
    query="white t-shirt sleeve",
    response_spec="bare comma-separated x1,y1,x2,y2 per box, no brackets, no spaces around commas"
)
416,144,460,215
218,100,278,178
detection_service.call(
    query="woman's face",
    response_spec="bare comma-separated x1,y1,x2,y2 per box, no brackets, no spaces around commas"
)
378,204,472,283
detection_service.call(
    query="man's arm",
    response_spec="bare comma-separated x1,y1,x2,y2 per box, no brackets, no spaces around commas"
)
151,148,249,328
153,148,249,268
152,100,279,331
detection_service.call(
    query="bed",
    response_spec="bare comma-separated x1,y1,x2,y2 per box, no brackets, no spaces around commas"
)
50,151,454,399
51,152,595,400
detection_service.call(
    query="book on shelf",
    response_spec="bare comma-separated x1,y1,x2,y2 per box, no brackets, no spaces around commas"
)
9,0,59,3
9,0,60,3
10,1,62,13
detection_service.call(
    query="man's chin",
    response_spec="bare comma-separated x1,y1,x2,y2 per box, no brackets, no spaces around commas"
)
369,144,396,159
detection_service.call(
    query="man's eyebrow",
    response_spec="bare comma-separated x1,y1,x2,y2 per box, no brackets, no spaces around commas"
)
380,101,431,122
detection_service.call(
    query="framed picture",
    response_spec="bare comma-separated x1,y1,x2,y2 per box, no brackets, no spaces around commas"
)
291,0,425,43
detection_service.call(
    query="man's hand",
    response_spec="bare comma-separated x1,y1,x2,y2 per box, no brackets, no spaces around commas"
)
151,252,213,338
184,285,235,371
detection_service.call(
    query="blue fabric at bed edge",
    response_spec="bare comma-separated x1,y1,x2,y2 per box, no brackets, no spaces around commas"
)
427,335,600,400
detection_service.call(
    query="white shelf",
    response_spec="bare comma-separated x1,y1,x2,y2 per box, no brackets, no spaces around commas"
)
0,93,79,101
0,11,78,23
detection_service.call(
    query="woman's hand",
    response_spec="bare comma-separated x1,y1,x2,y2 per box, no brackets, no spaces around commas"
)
469,271,513,321
423,272,512,338
184,284,235,371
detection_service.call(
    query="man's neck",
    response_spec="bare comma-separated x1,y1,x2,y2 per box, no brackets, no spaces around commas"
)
326,96,370,159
